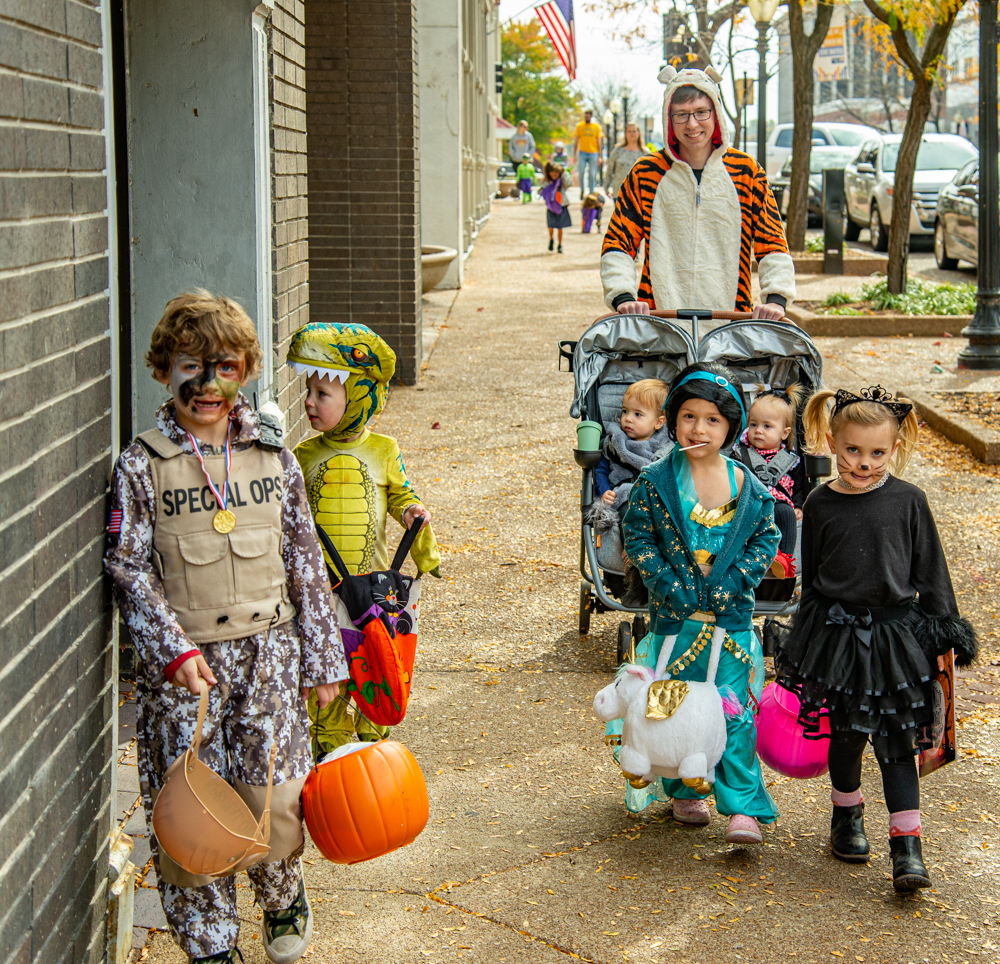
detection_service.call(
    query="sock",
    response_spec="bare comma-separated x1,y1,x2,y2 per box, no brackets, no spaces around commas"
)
831,787,863,808
889,809,921,838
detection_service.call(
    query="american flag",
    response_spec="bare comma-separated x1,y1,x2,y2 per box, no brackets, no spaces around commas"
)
535,0,576,81
107,508,122,535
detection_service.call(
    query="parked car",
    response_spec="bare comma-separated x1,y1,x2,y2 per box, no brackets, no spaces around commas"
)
843,133,979,252
764,122,878,177
934,156,994,269
770,146,860,224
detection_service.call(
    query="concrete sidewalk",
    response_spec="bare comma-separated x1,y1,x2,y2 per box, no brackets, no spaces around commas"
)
142,198,1000,964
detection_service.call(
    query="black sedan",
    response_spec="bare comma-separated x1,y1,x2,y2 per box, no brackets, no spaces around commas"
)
934,156,995,270
771,146,859,226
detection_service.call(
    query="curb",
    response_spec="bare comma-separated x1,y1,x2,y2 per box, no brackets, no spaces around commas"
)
790,254,888,276
908,390,1000,465
786,304,972,337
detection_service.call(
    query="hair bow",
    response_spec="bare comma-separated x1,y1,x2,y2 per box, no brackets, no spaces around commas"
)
832,385,912,424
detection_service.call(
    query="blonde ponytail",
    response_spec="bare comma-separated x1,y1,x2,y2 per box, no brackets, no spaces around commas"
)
803,389,836,457
891,402,919,476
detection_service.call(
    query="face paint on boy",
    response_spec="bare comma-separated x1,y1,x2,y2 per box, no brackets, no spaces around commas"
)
159,352,247,445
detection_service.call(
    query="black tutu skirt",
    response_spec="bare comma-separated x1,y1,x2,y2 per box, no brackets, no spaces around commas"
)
546,205,572,229
775,590,936,757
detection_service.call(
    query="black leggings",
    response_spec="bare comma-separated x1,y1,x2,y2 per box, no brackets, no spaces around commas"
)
773,501,797,554
827,730,920,813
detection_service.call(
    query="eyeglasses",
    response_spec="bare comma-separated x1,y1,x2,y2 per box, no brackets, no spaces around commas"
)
670,107,714,125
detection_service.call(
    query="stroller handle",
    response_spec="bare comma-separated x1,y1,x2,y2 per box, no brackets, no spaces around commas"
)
593,308,788,324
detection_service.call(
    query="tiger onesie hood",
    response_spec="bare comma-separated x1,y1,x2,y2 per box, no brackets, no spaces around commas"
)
601,64,795,327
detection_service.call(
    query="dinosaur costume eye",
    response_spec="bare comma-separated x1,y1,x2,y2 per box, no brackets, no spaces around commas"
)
352,347,368,362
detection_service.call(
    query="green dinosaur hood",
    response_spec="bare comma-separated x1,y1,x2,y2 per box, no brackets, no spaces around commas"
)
286,322,396,440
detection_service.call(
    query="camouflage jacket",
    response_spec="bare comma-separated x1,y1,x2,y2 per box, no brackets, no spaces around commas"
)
104,396,348,688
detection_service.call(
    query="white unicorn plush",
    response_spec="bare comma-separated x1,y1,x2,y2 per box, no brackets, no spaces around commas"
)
593,624,742,792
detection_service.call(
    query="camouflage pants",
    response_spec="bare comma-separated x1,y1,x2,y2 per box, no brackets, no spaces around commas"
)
136,622,313,959
308,691,389,759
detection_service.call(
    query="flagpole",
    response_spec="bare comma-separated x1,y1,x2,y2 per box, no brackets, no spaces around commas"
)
503,0,539,23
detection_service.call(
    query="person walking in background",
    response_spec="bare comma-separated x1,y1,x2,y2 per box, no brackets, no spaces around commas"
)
604,123,649,200
573,109,603,199
515,154,537,202
508,120,536,168
550,140,572,171
540,161,572,253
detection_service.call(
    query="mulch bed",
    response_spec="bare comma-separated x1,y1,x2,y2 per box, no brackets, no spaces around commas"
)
930,391,1000,432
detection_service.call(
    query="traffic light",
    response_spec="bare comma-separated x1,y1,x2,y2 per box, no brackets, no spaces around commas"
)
495,63,502,94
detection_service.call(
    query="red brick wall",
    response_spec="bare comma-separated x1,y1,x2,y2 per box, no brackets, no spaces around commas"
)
305,0,423,385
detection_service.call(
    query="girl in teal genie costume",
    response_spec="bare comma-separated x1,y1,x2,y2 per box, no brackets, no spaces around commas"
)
607,362,780,843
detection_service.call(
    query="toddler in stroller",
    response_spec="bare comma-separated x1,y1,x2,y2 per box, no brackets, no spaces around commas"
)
585,378,670,608
737,384,806,578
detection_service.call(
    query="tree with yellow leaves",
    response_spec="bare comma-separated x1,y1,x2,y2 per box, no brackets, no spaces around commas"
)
860,0,969,293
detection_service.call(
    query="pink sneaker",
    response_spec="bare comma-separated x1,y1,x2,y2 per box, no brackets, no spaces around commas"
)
672,798,711,826
725,814,763,844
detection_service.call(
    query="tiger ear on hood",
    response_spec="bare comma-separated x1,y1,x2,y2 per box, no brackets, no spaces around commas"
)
658,65,677,84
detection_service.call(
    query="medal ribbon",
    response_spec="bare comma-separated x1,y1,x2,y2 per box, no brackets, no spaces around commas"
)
185,428,232,513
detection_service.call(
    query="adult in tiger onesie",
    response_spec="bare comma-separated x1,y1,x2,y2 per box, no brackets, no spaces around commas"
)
601,65,795,331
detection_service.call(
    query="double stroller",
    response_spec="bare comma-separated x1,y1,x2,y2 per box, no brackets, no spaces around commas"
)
558,309,831,665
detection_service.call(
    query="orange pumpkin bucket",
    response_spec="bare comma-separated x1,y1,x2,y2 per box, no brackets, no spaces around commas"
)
302,741,429,864
152,681,276,877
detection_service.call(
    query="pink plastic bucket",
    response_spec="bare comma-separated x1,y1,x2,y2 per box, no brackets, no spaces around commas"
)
756,682,830,779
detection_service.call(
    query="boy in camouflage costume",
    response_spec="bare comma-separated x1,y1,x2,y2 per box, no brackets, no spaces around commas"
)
105,292,348,963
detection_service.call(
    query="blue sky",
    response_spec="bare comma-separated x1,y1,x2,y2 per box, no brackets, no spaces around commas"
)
498,0,781,137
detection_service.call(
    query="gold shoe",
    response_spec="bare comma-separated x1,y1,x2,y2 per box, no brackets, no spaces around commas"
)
622,770,652,790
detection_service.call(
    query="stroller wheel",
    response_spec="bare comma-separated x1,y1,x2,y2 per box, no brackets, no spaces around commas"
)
616,621,633,666
632,614,647,641
579,583,593,635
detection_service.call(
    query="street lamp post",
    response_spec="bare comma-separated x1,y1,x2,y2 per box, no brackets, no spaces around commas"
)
747,0,779,174
602,109,614,163
622,80,633,130
958,0,1000,369
610,96,622,151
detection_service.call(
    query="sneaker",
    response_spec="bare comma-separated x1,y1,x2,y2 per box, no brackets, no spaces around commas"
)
725,814,762,844
557,244,563,254
262,868,313,963
672,798,710,826
548,238,554,251
191,949,243,963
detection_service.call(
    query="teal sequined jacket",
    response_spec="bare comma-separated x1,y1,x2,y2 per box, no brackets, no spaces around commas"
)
622,456,780,634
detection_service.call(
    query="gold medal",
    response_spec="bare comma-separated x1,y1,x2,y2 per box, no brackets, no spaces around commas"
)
213,509,236,534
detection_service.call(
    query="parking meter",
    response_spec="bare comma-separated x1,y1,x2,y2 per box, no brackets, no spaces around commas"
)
822,168,845,275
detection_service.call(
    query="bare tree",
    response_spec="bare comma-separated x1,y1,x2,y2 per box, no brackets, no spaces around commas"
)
861,0,967,293
784,0,836,252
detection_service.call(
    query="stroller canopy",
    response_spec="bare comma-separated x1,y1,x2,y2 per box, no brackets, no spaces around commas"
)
570,314,696,419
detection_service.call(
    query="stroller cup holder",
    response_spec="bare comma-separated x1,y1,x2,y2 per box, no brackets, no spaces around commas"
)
574,448,603,470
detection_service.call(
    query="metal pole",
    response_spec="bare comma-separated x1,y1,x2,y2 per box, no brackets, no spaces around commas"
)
757,21,768,172
742,71,748,153
958,0,1000,369
623,95,629,130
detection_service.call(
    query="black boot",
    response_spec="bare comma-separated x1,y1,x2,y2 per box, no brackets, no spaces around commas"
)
548,238,554,251
829,804,870,863
890,835,931,891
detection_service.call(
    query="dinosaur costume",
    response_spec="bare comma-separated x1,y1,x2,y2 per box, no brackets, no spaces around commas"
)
288,323,440,753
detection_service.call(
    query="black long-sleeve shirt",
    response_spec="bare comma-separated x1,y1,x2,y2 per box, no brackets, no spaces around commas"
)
800,476,958,616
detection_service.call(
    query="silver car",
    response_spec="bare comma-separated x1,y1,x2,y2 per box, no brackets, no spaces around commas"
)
843,133,979,251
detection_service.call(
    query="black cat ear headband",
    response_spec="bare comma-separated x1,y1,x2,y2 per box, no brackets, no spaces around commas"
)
754,387,793,403
832,385,913,424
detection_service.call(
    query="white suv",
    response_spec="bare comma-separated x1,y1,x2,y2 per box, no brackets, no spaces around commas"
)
764,122,878,178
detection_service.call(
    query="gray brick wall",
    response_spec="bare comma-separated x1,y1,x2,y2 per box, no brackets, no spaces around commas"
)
0,3,115,963
305,0,423,386
271,0,313,448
